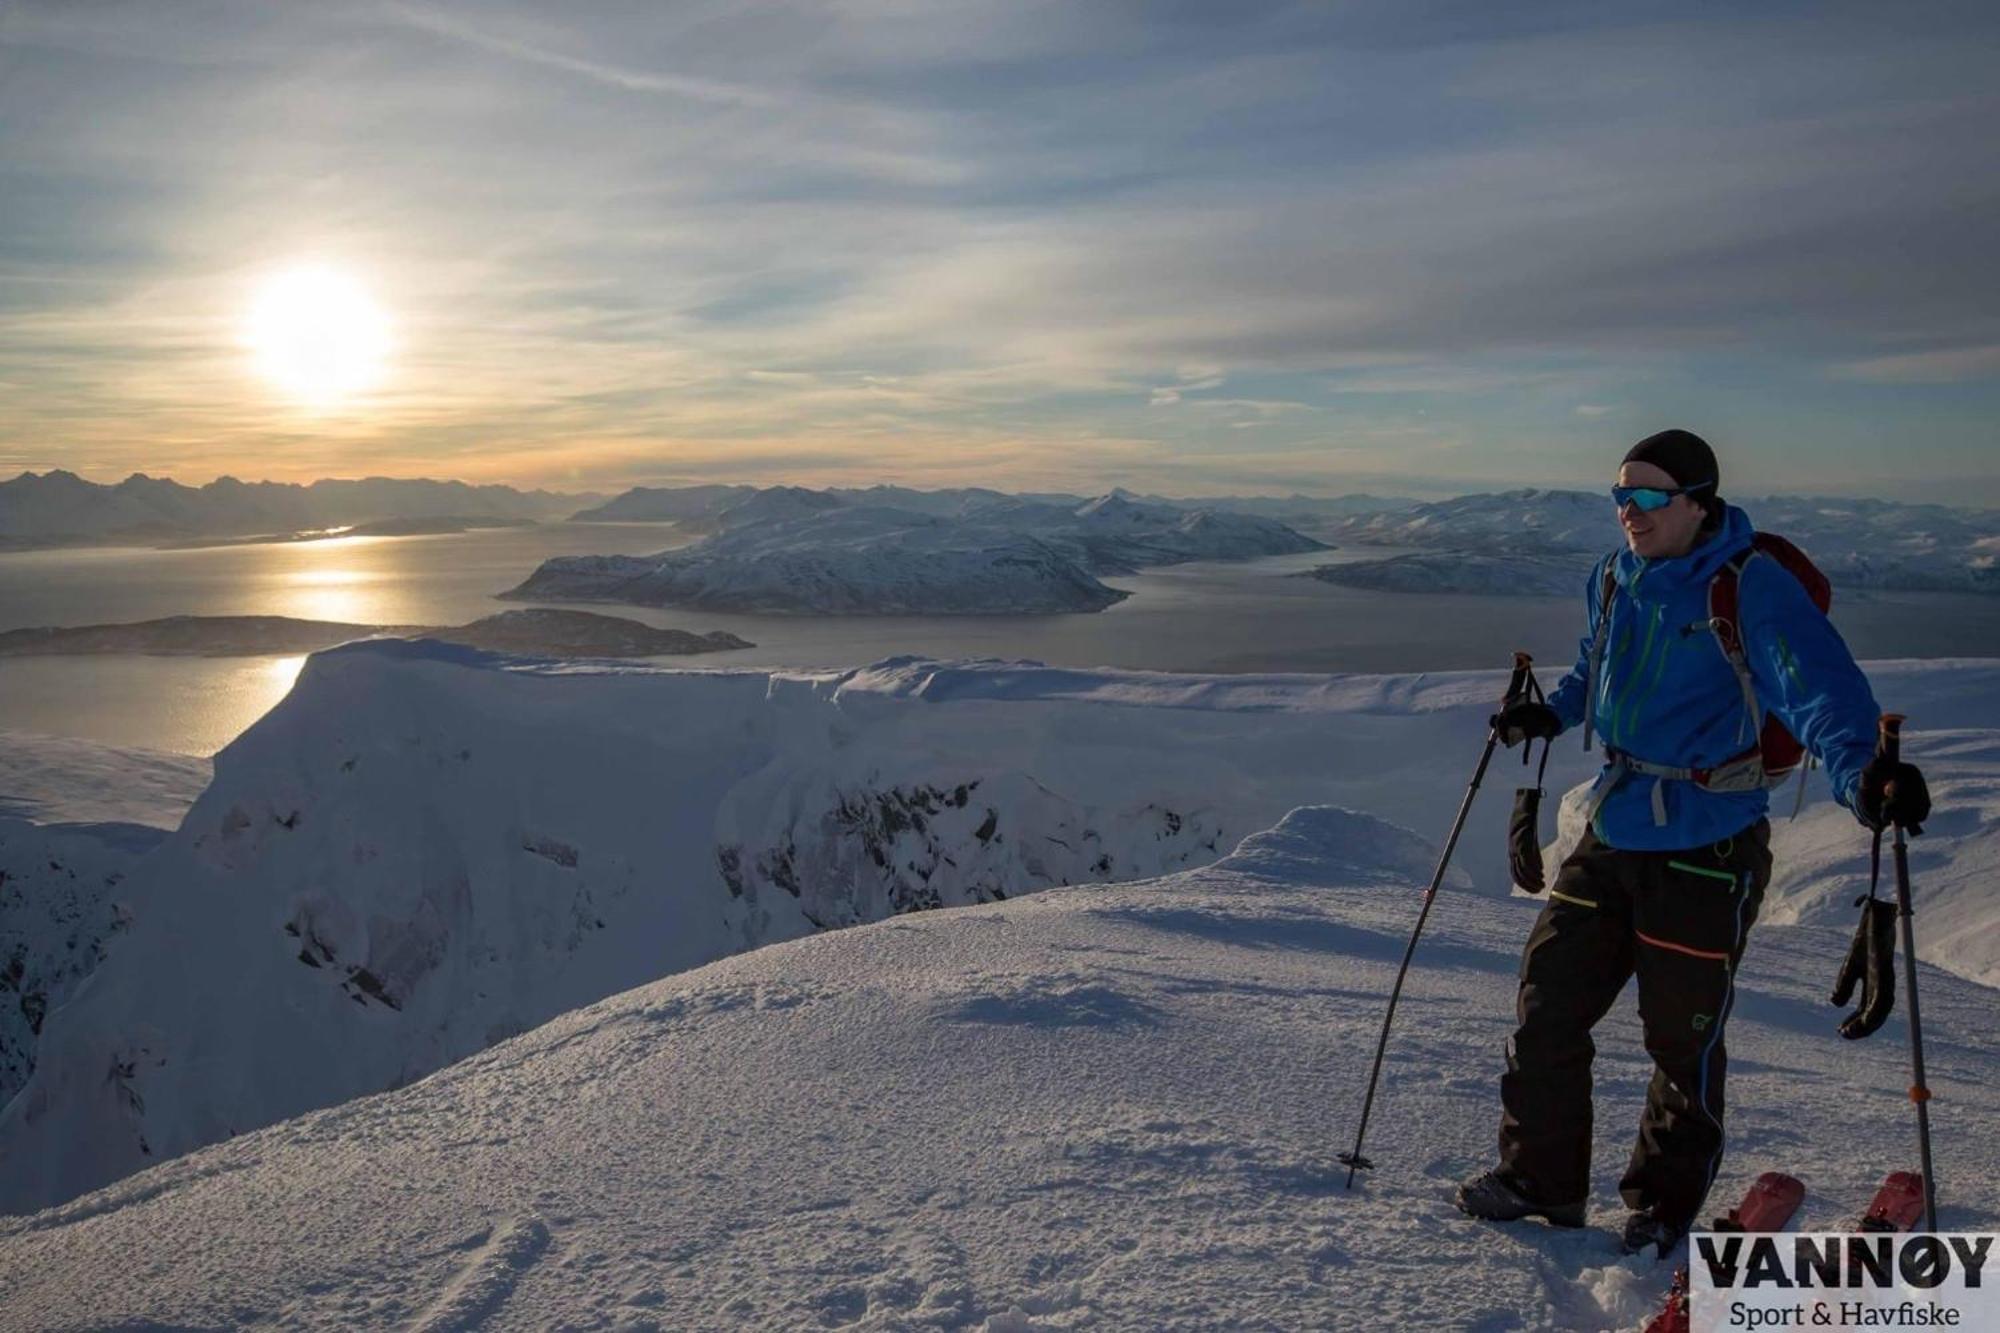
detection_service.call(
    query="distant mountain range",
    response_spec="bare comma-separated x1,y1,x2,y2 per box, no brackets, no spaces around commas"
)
1,472,1402,551
0,471,603,548
13,473,1996,597
1311,488,2000,594
573,483,1413,534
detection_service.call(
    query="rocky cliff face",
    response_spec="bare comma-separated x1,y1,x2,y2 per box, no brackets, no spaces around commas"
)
0,820,161,1108
719,776,1224,929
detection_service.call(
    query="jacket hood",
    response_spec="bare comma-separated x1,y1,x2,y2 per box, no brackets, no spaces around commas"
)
1613,503,1755,600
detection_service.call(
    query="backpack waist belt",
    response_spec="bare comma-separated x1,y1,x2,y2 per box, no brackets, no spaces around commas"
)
1585,746,1769,828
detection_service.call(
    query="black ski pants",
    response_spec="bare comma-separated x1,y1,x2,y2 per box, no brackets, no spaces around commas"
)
1497,818,1772,1229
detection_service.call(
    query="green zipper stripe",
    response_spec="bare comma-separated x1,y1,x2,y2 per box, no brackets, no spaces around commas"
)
1600,616,1632,748
1668,859,1737,884
1549,889,1600,909
1598,618,1630,744
1615,603,1667,745
1626,604,1675,742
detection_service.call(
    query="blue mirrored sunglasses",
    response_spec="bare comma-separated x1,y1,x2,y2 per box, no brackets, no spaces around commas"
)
1611,480,1710,512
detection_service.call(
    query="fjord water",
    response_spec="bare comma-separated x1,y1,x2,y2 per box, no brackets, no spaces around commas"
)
3,523,1998,755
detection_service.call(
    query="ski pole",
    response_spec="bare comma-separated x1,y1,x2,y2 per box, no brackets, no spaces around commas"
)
1878,713,1939,1232
1341,651,1535,1187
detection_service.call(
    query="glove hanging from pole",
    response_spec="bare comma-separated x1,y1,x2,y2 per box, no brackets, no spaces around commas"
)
1831,893,1898,1040
1508,785,1546,893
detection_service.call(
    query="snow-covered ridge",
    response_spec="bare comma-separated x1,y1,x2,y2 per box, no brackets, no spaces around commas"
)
1,804,1994,1331
508,493,1324,615
0,643,1470,1215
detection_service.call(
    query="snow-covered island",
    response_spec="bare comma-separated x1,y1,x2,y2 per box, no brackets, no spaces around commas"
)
507,506,1131,614
0,645,1995,1329
508,489,1325,615
0,609,751,659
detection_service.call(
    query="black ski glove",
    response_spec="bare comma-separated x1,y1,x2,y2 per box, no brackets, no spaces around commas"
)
1856,757,1931,834
1508,785,1547,892
1491,700,1560,748
1831,895,1898,1040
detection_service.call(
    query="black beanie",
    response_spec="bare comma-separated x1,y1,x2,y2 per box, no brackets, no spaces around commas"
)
1624,429,1723,525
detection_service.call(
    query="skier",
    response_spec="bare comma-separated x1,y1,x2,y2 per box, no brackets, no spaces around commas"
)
1452,429,1932,1256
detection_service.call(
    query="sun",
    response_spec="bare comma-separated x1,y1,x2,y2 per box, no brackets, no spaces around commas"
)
242,264,392,406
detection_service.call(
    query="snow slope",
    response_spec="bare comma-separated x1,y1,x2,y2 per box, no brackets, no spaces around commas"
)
3,646,1994,1235
0,732,210,829
0,804,1994,1332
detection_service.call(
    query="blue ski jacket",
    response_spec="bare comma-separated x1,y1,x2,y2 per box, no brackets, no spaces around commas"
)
1544,505,1880,851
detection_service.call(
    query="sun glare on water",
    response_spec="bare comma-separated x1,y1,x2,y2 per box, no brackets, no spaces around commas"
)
242,264,392,407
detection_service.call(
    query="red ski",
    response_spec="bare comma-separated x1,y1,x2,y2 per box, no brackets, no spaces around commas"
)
1644,1172,1805,1333
1711,1171,1807,1232
1859,1171,1925,1233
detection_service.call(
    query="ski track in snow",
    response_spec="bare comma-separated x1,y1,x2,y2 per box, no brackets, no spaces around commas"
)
407,1214,552,1333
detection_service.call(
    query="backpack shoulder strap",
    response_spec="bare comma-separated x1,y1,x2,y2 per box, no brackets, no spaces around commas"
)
1580,552,1619,752
1706,547,1761,747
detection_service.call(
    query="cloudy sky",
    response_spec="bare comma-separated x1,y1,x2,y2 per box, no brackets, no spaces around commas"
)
2,1,1996,499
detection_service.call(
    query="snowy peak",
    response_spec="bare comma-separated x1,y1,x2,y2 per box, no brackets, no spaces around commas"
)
568,484,756,523
1216,804,1472,889
710,484,849,530
1074,490,1151,521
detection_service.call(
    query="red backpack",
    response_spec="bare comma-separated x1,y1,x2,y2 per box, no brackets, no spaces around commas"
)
1584,532,1831,796
1705,532,1831,782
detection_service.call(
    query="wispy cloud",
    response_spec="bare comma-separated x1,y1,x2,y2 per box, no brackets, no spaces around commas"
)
387,3,783,109
1832,345,2000,385
2,0,1997,497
